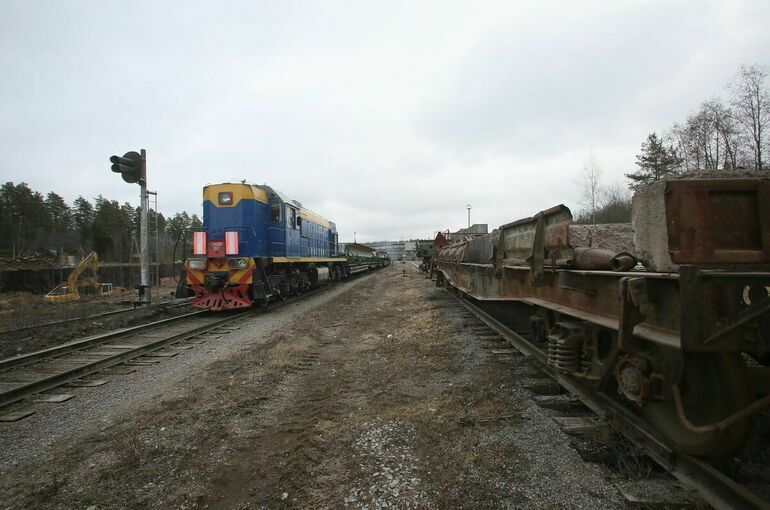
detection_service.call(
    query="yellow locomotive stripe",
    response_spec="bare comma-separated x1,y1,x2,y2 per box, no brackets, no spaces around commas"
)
299,210,332,229
203,183,269,206
230,260,255,283
185,268,205,285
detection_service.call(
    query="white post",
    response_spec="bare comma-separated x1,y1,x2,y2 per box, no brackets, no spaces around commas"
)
139,149,150,304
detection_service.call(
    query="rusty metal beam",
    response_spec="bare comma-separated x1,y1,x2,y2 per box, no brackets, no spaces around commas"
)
703,295,770,346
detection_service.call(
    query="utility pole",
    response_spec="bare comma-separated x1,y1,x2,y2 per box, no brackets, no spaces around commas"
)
140,174,150,304
466,204,471,229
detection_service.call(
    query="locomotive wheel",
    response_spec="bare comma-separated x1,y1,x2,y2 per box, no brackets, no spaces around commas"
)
642,352,753,459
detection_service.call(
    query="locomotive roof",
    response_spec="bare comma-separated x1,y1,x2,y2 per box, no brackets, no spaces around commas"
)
253,183,336,230
203,182,336,230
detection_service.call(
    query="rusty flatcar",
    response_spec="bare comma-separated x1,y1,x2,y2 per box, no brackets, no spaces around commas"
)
433,178,770,458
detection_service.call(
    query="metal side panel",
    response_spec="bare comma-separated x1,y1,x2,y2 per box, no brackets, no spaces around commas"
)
665,178,770,265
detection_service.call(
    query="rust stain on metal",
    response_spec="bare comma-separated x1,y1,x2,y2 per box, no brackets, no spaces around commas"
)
665,178,770,264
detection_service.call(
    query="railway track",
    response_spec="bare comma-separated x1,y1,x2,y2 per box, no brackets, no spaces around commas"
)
447,289,770,510
0,309,250,414
0,278,358,419
0,297,193,336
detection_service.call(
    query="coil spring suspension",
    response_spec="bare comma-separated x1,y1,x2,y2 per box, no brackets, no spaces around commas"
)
547,321,587,374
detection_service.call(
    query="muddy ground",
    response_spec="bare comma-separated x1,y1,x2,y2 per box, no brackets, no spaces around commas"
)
0,283,187,359
0,279,179,330
0,263,624,509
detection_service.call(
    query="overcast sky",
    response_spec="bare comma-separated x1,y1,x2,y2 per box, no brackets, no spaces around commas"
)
2,1,769,242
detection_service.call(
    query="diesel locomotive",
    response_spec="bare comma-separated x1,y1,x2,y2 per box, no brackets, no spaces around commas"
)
179,183,350,311
433,177,770,459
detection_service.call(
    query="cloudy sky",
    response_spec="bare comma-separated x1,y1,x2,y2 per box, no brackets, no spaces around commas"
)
2,1,769,242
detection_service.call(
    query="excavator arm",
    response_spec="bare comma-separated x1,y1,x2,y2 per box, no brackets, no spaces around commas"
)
45,251,102,302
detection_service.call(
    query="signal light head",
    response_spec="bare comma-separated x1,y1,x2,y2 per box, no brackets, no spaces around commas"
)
109,150,145,184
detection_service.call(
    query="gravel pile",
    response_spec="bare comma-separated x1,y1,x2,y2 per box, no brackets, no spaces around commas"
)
344,420,430,509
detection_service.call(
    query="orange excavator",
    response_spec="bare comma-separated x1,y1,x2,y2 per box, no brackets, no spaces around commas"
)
44,252,116,302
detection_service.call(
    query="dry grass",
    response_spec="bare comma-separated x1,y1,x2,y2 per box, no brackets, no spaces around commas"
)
264,338,315,369
0,267,529,510
612,437,654,479
114,423,145,468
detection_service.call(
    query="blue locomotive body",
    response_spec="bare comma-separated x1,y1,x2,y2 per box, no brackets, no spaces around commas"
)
181,183,348,310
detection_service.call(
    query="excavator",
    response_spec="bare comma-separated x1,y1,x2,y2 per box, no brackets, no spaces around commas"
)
44,252,117,302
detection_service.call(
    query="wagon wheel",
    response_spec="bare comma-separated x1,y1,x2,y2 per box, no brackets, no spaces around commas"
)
642,352,754,459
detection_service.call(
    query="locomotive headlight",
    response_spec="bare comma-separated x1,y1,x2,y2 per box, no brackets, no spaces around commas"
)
187,258,207,270
227,258,248,269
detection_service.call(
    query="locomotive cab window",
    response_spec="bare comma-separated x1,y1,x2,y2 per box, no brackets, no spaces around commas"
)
218,192,233,205
270,203,281,222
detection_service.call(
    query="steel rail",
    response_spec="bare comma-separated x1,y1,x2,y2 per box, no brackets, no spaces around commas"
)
0,310,256,409
0,298,194,335
0,309,208,371
447,290,770,510
0,272,377,411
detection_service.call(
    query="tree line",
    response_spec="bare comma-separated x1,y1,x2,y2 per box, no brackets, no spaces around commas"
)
0,182,201,263
627,64,769,188
578,64,769,224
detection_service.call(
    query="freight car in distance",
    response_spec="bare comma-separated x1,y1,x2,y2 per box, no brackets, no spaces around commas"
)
341,243,389,274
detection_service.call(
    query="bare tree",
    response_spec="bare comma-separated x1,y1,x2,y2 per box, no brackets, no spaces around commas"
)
729,64,770,170
706,99,741,169
669,99,740,171
667,123,693,171
598,180,632,223
686,106,720,170
580,152,603,225
688,99,740,170
574,179,632,224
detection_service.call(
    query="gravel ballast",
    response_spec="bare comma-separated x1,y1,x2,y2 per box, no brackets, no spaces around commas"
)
1,264,627,509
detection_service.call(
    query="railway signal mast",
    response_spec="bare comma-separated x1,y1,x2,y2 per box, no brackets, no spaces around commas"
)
109,149,151,305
